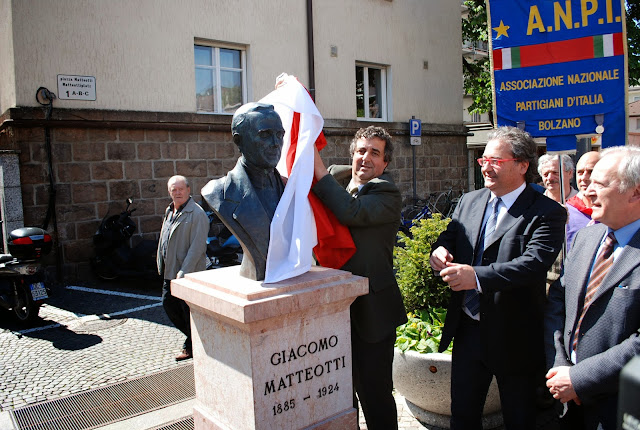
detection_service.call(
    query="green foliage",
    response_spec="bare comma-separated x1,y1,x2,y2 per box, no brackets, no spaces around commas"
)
395,308,452,354
463,56,494,118
394,215,452,354
394,215,451,313
462,0,493,120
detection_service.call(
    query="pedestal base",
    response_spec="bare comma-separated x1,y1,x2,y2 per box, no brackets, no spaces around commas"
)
173,266,368,430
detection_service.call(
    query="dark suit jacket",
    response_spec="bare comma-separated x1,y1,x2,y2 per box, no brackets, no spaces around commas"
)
545,223,640,428
434,185,566,373
201,159,283,281
312,165,407,343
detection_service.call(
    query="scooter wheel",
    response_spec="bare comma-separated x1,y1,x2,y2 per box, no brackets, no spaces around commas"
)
93,258,119,280
13,281,40,324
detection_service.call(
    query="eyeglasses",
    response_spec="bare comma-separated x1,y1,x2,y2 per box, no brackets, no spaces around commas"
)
477,158,519,167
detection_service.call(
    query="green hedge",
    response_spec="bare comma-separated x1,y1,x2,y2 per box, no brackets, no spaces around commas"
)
394,214,452,353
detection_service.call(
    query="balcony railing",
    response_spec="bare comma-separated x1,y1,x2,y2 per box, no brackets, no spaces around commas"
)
462,40,489,53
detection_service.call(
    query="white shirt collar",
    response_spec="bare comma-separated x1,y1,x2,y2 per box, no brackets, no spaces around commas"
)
490,182,526,210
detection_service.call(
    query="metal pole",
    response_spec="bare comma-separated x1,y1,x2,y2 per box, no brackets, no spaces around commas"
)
412,145,417,202
558,154,567,260
411,116,417,202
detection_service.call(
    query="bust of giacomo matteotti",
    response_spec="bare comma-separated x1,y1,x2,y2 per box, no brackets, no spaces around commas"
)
201,102,286,281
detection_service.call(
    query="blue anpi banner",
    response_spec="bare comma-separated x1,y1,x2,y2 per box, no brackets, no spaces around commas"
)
487,0,628,150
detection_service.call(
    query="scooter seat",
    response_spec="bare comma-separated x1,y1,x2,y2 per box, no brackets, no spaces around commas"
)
0,254,14,263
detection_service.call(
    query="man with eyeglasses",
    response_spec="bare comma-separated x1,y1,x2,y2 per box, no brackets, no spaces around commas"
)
430,126,566,429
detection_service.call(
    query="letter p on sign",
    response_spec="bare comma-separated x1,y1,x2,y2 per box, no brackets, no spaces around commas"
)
409,118,421,146
409,119,421,137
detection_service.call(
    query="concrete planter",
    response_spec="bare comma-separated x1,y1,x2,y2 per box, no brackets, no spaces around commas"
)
393,349,503,429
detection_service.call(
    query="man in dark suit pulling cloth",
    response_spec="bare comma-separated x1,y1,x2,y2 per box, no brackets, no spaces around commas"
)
430,126,566,430
311,126,407,430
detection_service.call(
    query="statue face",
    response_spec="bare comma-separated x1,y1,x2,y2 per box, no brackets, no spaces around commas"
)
239,110,285,170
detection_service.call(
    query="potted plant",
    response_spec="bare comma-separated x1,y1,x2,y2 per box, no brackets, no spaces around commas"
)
393,215,502,429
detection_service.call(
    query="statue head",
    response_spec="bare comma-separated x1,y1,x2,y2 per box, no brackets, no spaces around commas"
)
232,103,285,170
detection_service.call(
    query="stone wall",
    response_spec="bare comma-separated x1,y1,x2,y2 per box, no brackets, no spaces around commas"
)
0,107,468,281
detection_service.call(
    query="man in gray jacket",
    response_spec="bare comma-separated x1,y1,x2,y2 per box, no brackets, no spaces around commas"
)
157,175,209,361
545,146,640,429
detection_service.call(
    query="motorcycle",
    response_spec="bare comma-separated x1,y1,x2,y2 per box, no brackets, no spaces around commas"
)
204,212,243,269
92,198,159,281
0,227,52,323
200,197,242,269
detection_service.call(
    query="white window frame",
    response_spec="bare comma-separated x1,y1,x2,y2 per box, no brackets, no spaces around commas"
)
194,41,247,114
356,63,388,122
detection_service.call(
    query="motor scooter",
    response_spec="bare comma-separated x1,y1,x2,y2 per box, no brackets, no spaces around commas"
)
0,227,52,324
205,218,243,269
92,198,159,281
200,201,242,270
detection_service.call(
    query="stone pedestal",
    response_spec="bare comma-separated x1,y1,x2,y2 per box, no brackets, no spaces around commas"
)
172,266,368,430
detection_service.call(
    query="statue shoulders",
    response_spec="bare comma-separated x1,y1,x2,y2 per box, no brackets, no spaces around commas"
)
201,176,229,210
201,162,249,210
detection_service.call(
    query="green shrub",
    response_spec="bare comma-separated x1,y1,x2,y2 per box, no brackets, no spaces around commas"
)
394,215,451,312
394,214,452,353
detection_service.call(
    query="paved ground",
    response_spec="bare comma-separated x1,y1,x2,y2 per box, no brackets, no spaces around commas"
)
0,280,185,412
0,279,559,429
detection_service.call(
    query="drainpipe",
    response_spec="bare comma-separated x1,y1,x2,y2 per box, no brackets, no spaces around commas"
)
36,87,63,282
306,0,316,100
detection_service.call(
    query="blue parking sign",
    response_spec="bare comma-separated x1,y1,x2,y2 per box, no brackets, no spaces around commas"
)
409,119,421,137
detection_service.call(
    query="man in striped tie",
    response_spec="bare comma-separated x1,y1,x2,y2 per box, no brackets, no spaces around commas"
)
429,126,566,430
545,146,640,430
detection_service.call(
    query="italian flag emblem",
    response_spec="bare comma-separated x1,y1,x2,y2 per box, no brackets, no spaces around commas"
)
494,33,624,70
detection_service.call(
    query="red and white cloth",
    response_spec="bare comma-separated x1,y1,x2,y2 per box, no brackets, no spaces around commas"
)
260,74,355,283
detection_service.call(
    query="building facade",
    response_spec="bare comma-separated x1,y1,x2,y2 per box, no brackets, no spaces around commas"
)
0,0,466,280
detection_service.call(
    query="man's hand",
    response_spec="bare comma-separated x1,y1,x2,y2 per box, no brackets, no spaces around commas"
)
429,246,453,272
546,366,581,404
439,263,478,291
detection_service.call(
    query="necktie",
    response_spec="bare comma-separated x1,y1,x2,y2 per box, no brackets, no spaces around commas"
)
464,197,502,317
572,232,617,351
483,197,501,250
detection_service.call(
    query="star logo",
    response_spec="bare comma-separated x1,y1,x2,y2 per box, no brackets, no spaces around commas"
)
493,20,510,38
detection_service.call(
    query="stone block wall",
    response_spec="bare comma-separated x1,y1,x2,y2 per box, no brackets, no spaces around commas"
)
0,108,468,281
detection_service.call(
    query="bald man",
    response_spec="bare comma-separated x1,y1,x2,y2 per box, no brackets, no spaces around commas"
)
567,151,600,218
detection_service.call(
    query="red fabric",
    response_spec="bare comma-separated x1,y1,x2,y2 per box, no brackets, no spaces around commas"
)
520,36,593,68
613,32,624,56
493,48,503,70
287,112,355,269
285,112,300,175
493,33,624,70
566,194,592,217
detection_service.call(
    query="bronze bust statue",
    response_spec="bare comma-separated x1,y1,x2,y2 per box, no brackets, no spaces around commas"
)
201,102,285,281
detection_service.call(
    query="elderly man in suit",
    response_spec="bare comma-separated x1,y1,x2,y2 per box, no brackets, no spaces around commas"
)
157,175,209,361
201,102,285,281
545,146,640,430
429,126,566,430
311,126,407,430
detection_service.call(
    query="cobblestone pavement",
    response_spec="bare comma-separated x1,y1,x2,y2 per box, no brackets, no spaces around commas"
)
0,281,185,412
1,280,559,429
